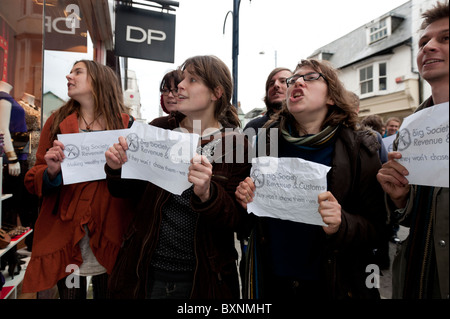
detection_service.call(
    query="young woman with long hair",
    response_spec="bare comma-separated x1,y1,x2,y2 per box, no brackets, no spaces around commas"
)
22,60,134,299
105,55,251,299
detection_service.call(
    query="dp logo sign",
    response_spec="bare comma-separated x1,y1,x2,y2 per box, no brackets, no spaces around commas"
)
115,5,176,63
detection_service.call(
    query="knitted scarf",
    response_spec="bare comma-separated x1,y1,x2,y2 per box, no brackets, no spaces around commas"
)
403,185,437,298
281,124,340,149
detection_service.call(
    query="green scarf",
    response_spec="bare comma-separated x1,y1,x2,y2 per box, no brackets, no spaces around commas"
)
281,124,340,148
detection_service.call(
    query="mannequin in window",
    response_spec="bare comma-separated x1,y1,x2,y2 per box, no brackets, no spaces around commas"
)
17,93,41,251
0,80,29,227
18,93,41,167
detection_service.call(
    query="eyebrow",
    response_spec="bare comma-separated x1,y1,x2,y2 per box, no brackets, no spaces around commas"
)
420,28,449,39
71,67,86,73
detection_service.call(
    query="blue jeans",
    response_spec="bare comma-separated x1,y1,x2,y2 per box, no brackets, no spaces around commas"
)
146,268,193,299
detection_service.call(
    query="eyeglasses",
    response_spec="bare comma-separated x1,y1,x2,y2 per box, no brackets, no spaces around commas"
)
286,72,327,87
162,88,178,96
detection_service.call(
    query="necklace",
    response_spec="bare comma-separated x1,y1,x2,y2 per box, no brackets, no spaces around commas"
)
80,113,100,132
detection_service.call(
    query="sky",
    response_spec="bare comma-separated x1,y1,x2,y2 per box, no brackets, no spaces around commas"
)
45,0,411,122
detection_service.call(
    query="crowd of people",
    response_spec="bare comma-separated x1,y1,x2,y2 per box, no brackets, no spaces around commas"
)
1,1,447,301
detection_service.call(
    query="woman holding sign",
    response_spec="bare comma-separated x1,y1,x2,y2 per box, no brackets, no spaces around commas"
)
22,60,134,299
105,55,251,299
236,59,388,299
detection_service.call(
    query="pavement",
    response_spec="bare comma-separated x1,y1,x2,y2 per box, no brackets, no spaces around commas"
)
379,225,409,299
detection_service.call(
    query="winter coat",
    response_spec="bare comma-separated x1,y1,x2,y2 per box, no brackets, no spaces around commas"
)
106,116,252,298
22,112,134,293
245,123,388,299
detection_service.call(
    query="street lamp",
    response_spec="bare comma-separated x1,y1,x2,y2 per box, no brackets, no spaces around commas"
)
224,0,252,108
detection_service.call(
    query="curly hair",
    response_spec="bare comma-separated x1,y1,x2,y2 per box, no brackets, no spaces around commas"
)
269,59,360,133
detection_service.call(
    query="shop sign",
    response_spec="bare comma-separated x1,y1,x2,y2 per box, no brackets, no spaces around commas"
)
44,2,88,53
115,5,176,63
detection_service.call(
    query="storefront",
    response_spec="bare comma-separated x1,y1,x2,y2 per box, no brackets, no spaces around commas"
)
0,0,119,124
0,0,119,299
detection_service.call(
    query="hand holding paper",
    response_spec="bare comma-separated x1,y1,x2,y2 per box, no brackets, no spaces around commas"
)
188,154,213,202
377,152,411,209
44,139,66,179
105,136,129,169
235,176,255,209
246,157,331,227
318,191,341,234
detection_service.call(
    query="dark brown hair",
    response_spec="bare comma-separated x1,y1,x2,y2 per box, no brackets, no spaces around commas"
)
263,67,292,106
179,55,240,128
271,59,360,133
362,114,385,135
420,1,449,30
160,69,182,114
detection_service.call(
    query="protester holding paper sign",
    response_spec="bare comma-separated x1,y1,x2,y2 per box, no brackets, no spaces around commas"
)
22,60,134,299
236,59,387,299
377,1,449,299
105,55,251,299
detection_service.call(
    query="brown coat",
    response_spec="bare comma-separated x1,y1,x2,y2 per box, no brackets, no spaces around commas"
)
22,112,134,293
106,116,252,298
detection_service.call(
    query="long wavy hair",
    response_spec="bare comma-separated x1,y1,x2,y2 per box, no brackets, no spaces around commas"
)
49,60,128,142
179,55,241,128
270,59,360,133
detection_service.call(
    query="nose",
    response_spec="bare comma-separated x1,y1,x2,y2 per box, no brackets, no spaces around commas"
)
293,77,306,87
422,38,438,52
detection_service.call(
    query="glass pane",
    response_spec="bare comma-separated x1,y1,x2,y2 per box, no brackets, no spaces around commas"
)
379,63,386,76
361,83,366,94
379,77,387,90
360,68,366,81
367,66,373,79
368,80,373,93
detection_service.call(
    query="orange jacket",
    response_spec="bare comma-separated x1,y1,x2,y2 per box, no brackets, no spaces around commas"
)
22,112,134,293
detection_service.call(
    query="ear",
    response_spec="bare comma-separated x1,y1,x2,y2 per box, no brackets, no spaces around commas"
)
326,96,335,106
212,87,223,101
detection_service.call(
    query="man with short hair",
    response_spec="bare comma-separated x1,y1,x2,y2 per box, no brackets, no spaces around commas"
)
383,117,401,137
377,1,449,299
244,67,292,131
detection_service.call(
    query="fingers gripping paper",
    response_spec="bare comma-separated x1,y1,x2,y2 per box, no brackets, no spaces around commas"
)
395,102,449,188
247,157,331,226
58,122,199,195
121,122,199,195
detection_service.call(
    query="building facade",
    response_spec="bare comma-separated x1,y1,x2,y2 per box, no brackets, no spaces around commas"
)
308,0,436,123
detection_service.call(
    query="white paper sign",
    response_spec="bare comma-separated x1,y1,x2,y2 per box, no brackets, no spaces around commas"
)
247,157,331,226
382,134,396,153
395,102,449,187
58,129,130,185
121,122,200,195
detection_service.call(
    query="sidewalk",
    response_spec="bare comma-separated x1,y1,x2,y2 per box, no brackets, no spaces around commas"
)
379,225,409,299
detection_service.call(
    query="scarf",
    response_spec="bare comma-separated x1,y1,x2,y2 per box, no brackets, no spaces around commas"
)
281,124,340,149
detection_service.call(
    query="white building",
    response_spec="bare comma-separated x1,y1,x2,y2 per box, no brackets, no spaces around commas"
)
308,0,436,122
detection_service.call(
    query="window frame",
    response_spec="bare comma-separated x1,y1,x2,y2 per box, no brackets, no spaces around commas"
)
358,61,388,97
367,17,392,45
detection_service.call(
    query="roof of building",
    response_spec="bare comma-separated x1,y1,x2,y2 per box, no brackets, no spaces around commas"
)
308,1,413,69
